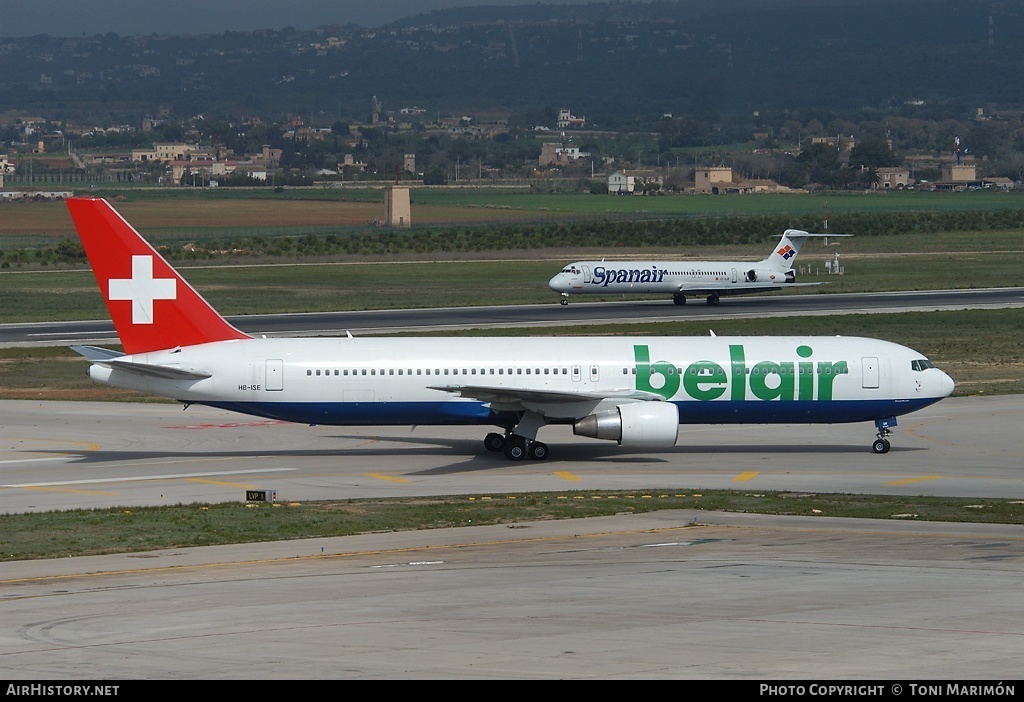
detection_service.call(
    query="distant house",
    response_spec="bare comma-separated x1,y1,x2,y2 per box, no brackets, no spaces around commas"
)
811,135,856,153
874,167,910,190
556,108,585,129
694,166,790,194
694,166,734,194
539,142,590,167
608,171,635,194
941,163,977,182
982,176,1015,191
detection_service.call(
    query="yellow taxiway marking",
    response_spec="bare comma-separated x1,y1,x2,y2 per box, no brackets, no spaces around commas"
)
733,471,760,482
885,476,943,486
364,473,412,484
553,471,582,482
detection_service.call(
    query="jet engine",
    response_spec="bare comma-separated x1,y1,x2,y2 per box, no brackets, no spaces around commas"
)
745,268,795,284
573,401,679,447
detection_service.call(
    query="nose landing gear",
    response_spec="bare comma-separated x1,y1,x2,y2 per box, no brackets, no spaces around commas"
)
871,417,897,454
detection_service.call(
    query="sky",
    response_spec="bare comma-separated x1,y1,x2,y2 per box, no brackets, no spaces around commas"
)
1,0,597,37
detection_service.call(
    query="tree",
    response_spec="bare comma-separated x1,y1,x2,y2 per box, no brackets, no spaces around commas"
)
423,166,447,185
849,136,901,169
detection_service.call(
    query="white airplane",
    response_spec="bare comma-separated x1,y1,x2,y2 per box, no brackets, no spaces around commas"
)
65,198,953,460
549,229,847,306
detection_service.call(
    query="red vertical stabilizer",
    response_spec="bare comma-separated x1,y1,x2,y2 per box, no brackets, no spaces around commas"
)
66,197,250,354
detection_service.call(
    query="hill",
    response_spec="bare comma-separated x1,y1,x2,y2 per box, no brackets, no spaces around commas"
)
1,0,1022,126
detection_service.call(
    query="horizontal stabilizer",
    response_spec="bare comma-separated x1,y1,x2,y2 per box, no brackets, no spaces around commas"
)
70,345,125,362
101,359,213,380
781,232,852,239
71,345,212,380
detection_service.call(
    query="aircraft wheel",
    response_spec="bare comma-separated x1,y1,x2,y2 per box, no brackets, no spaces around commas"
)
484,432,505,452
871,438,891,454
504,436,527,461
673,294,686,306
706,294,720,305
559,299,568,306
527,441,549,461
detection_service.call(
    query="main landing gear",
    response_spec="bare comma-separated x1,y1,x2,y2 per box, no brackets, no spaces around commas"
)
484,432,550,461
706,293,720,306
871,417,897,454
672,293,686,306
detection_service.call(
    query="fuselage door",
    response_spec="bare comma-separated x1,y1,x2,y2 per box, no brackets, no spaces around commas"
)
731,268,738,283
571,364,582,383
582,265,592,283
590,364,600,382
861,357,879,389
266,359,284,391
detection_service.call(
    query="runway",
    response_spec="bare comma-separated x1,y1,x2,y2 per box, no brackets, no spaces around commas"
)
3,286,1023,346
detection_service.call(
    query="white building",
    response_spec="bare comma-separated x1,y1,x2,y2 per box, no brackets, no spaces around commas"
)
607,171,635,194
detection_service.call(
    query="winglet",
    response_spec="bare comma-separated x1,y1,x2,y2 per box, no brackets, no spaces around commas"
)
66,198,250,354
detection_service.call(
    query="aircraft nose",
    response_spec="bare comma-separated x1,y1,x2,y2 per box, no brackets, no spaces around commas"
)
549,275,568,292
938,370,955,397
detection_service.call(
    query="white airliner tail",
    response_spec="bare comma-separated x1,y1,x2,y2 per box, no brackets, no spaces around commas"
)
762,230,850,271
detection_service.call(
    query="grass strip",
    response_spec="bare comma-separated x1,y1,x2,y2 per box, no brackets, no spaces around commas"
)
4,490,1023,562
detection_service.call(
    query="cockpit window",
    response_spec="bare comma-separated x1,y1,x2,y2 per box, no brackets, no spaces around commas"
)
911,359,936,372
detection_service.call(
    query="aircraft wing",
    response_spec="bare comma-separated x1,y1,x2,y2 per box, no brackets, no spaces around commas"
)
674,281,822,295
428,384,665,407
70,345,212,380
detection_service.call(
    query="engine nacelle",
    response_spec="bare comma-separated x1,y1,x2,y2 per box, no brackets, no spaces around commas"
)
745,268,795,284
573,401,679,448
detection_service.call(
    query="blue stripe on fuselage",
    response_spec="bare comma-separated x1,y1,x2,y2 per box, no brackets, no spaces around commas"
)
195,397,944,427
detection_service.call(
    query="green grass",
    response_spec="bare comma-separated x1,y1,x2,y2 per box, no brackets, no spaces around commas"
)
2,226,1023,322
4,490,1024,562
409,188,1024,217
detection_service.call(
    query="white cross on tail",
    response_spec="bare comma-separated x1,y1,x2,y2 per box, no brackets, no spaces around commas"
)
108,255,177,325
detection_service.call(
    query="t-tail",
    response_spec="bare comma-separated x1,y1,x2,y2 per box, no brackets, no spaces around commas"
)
761,229,850,271
66,197,250,355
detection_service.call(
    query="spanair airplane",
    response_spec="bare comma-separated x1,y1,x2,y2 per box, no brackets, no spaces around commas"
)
549,229,847,306
65,198,953,460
